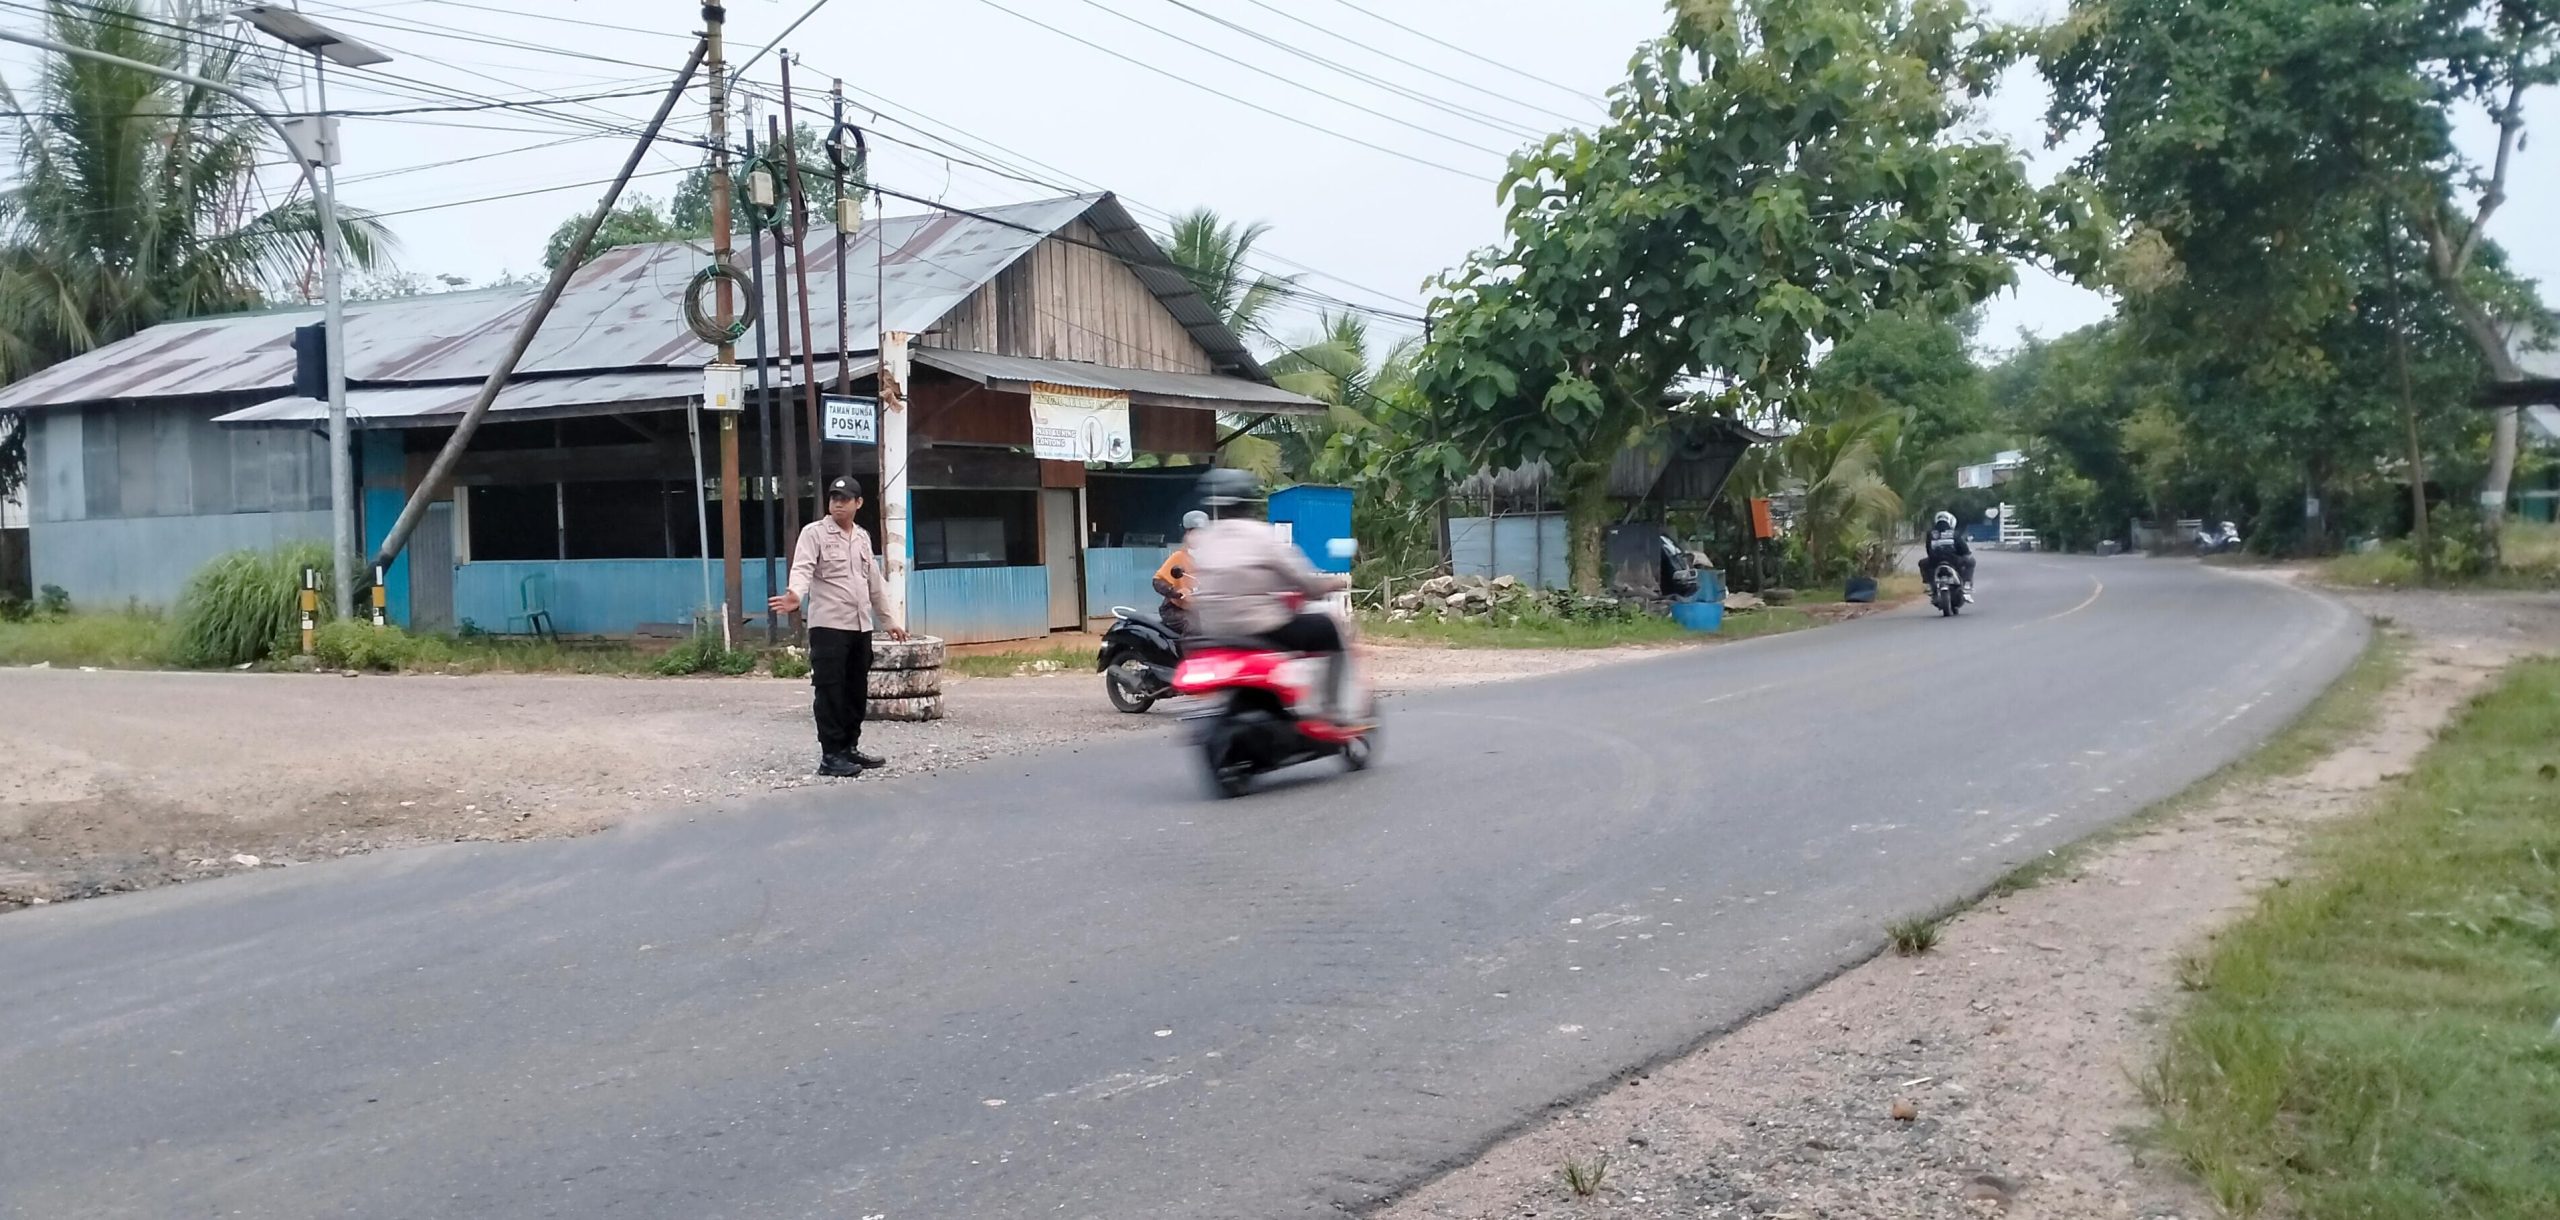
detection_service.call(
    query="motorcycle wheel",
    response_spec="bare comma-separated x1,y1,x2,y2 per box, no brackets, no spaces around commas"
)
1341,725,1377,772
1105,663,1155,714
1201,736,1253,799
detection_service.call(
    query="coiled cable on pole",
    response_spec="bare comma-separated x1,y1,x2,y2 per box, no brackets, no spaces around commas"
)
684,262,758,345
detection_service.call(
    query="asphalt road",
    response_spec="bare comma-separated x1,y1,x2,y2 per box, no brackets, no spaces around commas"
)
0,556,2362,1220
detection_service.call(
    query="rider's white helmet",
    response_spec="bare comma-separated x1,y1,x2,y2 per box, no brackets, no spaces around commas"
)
1933,511,1957,530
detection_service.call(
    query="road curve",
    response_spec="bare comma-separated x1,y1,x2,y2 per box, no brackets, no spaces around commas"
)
0,556,2361,1219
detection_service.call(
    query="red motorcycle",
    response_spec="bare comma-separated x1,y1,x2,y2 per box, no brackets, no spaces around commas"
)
1171,594,1379,799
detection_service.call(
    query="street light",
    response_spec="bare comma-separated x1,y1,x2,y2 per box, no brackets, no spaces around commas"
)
234,6,388,618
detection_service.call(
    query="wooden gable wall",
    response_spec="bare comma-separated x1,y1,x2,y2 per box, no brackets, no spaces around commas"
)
922,218,1217,374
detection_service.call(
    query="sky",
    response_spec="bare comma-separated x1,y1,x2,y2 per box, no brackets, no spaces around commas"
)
1,0,2553,362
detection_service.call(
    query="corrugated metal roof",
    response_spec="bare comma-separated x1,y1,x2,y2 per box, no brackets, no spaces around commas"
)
913,348,1321,413
0,193,1262,414
211,359,873,429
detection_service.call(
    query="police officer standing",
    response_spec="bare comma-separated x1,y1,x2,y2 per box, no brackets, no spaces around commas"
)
770,477,908,777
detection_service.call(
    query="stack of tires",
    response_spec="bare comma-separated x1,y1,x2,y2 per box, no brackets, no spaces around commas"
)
867,634,945,721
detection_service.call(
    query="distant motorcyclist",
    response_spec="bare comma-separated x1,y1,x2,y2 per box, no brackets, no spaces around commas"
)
1150,510,1209,635
1185,469,1355,720
1921,510,1975,603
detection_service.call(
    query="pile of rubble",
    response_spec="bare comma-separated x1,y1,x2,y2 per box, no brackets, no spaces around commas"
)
1383,574,1629,623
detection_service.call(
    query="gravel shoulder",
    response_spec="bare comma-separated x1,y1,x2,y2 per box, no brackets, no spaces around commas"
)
1376,575,2560,1220
0,635,1685,911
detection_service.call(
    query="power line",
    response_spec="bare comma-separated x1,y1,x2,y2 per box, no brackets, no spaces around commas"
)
1313,0,1608,107
1141,0,1551,142
959,0,1491,181
0,83,672,121
787,74,1427,319
367,164,691,220
1232,0,1598,128
1064,0,1517,157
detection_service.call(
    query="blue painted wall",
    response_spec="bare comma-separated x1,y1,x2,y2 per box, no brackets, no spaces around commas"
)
911,565,1049,644
1084,546,1169,618
1268,484,1354,573
453,558,782,636
1450,514,1569,589
362,487,411,628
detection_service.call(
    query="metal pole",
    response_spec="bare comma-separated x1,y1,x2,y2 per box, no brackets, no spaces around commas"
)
688,400,713,617
370,38,708,571
830,78,853,484
768,115,809,539
311,54,356,617
748,122,780,644
782,58,828,530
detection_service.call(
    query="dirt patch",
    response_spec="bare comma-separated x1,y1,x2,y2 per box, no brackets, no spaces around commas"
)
1377,591,2554,1220
0,638,1681,911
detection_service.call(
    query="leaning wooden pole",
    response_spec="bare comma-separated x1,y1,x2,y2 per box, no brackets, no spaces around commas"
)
370,38,708,574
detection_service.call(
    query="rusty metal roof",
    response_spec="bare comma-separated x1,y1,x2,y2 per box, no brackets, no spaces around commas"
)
913,348,1320,412
0,193,1265,414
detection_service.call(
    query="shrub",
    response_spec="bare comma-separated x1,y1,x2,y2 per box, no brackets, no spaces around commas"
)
769,648,810,679
35,584,70,616
0,592,27,623
651,627,758,676
168,542,333,668
311,620,443,672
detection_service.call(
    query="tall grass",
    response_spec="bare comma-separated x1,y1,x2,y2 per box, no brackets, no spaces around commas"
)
2149,659,2560,1217
167,542,333,668
0,610,171,668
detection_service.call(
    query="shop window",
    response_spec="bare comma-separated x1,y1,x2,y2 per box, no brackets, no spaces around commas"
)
913,489,1037,569
468,483,558,561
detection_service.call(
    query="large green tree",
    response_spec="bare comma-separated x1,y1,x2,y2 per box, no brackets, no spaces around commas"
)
1414,0,2097,591
2043,0,2557,544
0,0,389,495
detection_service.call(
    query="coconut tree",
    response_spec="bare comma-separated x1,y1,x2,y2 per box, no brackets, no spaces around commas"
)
1158,207,1298,340
1778,411,1907,582
0,0,391,384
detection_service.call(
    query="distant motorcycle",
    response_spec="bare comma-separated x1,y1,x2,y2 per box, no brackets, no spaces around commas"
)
1097,606,1183,713
1929,561,1967,618
2195,521,2242,555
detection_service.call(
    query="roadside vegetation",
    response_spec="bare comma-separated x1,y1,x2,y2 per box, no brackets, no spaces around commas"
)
2147,659,2560,1217
2322,521,2560,590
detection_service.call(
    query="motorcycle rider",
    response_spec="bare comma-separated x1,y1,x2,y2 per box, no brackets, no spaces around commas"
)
1185,469,1357,721
1151,510,1209,636
1921,510,1976,603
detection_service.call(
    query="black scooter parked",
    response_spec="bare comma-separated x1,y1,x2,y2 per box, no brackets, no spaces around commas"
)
1098,605,1184,713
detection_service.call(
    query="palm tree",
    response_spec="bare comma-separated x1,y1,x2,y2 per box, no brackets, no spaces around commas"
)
0,0,391,384
1158,207,1298,340
1777,411,1906,581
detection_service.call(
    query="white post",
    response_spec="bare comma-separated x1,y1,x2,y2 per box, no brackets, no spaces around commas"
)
312,54,355,617
877,332,912,626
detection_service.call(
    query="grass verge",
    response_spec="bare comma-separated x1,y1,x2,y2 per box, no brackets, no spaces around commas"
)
0,611,173,669
944,645,1092,678
1989,626,2407,898
2146,657,2560,1217
2321,520,2560,590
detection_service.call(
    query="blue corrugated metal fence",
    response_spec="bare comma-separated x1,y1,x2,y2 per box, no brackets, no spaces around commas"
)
452,559,781,636
910,565,1049,644
1083,547,1167,619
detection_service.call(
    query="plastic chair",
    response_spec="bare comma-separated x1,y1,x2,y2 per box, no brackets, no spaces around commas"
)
514,573,555,640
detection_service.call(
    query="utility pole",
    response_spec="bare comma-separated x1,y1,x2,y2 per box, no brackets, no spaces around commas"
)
830,77,853,487
706,3,745,632
236,7,388,618
782,57,827,533
746,117,781,643
768,114,806,549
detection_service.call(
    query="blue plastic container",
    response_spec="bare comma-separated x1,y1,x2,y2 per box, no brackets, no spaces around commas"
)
1670,600,1724,632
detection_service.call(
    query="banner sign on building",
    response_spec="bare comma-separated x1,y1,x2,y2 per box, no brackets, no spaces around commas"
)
1028,385,1133,463
823,395,878,444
